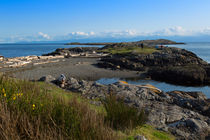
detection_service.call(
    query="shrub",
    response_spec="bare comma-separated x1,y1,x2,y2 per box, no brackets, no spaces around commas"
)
103,94,147,130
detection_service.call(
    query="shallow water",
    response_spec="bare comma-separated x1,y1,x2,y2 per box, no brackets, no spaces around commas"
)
97,78,210,98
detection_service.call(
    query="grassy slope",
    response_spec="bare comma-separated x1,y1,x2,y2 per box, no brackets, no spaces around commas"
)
127,125,175,140
99,46,159,55
38,82,175,140
0,76,175,140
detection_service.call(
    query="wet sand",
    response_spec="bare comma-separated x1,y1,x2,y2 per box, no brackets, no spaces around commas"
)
5,57,143,81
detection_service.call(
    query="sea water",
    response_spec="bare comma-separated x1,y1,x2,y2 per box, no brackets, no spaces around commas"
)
97,78,210,98
0,44,103,58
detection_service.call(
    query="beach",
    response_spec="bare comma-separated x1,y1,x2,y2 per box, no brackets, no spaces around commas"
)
2,57,142,81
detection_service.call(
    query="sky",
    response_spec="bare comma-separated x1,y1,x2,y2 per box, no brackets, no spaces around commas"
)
0,0,210,42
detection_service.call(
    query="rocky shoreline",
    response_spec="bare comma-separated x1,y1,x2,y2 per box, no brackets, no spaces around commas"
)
40,75,210,139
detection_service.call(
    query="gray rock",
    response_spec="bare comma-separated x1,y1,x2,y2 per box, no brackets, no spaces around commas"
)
186,119,208,131
134,135,147,140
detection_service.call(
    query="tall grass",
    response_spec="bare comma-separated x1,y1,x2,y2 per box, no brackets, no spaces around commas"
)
0,76,118,140
103,94,147,130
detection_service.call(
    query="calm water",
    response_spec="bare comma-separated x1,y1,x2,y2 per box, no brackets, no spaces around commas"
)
0,42,209,98
97,78,210,98
168,42,210,63
0,44,103,58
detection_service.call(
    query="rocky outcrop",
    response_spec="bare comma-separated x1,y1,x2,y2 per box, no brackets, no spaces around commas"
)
54,77,210,139
99,47,207,68
98,47,210,86
43,47,102,57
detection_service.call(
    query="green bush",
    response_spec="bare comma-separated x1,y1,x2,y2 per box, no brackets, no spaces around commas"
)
103,94,147,130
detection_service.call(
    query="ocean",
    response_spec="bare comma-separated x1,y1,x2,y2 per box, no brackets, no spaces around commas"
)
0,42,210,98
168,42,210,63
0,44,103,58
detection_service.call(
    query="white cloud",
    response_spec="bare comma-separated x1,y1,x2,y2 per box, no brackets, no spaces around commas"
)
90,31,95,35
200,27,210,35
152,26,194,36
69,31,95,36
2,27,210,43
99,30,138,38
38,32,50,39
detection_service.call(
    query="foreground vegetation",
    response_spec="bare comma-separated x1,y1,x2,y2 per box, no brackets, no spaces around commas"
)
0,75,175,140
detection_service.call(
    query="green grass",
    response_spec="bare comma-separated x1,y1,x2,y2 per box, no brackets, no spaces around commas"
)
126,124,175,140
37,82,106,113
99,46,159,55
103,94,147,130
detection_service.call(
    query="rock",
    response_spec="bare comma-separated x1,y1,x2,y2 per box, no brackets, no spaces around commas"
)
186,119,208,131
39,75,56,83
134,135,147,140
57,74,66,88
148,65,207,86
43,47,100,56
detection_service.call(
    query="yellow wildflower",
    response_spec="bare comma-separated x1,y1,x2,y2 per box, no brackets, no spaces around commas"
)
2,88,5,93
32,104,35,110
21,93,23,96
3,93,6,97
13,96,16,100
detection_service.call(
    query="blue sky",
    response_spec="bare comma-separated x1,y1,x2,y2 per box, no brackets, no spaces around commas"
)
0,0,210,42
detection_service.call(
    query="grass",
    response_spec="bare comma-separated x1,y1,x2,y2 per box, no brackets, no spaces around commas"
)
103,94,147,130
99,46,159,55
0,75,176,140
126,125,176,140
